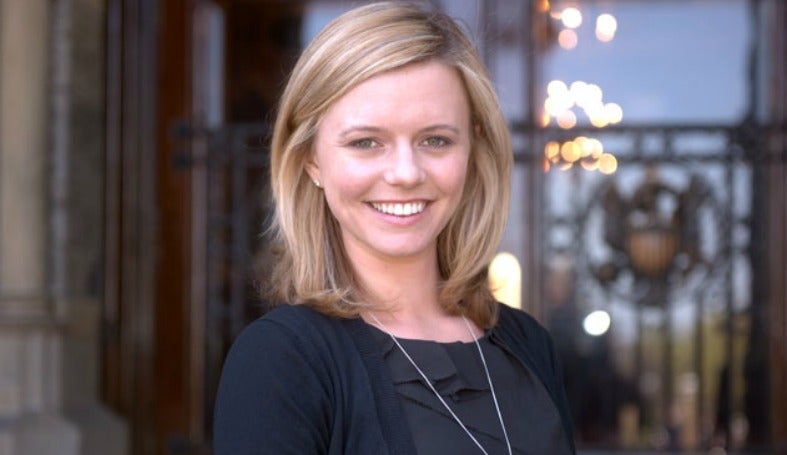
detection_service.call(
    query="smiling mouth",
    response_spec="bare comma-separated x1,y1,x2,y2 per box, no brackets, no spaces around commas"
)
370,201,427,216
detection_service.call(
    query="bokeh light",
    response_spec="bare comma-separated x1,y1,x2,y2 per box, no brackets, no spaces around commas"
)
580,157,600,171
541,111,551,127
560,140,581,162
596,13,617,42
605,102,624,124
583,310,611,336
561,7,582,28
598,153,618,174
489,252,522,309
547,79,569,97
557,110,577,129
545,141,561,161
558,29,578,50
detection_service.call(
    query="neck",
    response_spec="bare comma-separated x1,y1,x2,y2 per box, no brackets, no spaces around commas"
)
350,246,443,315
343,240,482,342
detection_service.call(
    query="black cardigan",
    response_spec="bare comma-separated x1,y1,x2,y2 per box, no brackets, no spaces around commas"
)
213,303,576,454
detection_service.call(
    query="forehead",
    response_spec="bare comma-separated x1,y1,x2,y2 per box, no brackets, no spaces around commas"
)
320,60,471,128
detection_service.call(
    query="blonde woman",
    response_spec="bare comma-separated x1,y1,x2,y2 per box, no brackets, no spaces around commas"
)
214,2,575,454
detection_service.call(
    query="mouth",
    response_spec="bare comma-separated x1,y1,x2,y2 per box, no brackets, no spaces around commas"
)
370,201,427,217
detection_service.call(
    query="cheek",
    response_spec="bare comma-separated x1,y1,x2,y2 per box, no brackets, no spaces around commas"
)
321,161,375,207
442,154,470,192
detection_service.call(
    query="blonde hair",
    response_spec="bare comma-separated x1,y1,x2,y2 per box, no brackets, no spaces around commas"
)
268,1,512,328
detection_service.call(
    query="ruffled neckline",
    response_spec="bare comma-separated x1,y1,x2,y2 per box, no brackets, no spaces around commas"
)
364,320,571,454
366,324,493,400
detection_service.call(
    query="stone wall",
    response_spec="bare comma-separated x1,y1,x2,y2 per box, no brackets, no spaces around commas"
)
0,0,127,453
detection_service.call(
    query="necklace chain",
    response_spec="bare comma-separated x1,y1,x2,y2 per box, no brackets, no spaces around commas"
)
368,314,513,455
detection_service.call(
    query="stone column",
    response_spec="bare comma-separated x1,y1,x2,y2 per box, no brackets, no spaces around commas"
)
1,0,128,453
0,0,80,453
59,0,128,453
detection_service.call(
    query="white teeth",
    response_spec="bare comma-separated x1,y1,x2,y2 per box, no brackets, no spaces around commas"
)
371,202,426,216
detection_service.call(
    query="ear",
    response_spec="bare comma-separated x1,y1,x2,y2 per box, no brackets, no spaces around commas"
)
303,150,321,183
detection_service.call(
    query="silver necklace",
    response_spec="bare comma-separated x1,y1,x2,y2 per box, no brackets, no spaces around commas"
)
368,314,513,455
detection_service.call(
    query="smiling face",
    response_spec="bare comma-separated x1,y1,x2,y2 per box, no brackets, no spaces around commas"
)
306,60,472,268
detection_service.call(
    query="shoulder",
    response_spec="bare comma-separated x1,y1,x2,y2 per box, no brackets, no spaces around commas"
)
229,304,346,360
214,305,345,452
260,303,341,332
219,304,351,382
495,303,551,342
493,303,559,371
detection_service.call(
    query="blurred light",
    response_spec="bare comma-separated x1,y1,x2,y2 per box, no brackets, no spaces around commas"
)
580,157,599,171
605,102,623,124
583,310,611,336
544,96,573,117
558,29,578,50
598,153,618,174
556,93,575,113
547,79,569,97
587,137,604,157
575,83,603,109
557,110,577,129
574,136,590,156
590,112,610,128
544,141,561,160
560,140,581,162
544,98,558,116
561,7,582,28
543,79,624,133
596,14,617,42
585,101,608,127
541,110,551,127
569,80,587,99
489,252,522,309
559,161,573,170
537,0,551,13
543,157,551,172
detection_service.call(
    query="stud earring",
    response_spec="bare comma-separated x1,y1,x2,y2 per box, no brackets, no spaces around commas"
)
313,179,321,188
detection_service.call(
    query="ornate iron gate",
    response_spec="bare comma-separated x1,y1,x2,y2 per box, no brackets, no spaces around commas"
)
522,121,779,448
196,0,786,451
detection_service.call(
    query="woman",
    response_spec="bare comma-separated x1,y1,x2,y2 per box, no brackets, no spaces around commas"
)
213,2,575,454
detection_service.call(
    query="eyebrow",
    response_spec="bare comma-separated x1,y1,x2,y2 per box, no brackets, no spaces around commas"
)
338,124,462,139
338,126,384,140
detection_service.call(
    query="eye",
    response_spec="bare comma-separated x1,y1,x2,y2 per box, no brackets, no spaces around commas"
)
348,138,380,149
421,136,451,148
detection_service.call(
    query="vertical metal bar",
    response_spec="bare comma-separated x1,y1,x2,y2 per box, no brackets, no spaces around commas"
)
48,0,71,320
481,0,494,71
635,298,643,432
208,131,227,344
136,1,159,452
102,0,122,404
205,127,225,432
694,289,704,449
724,144,736,447
524,0,544,320
190,0,212,440
664,296,673,434
229,129,248,338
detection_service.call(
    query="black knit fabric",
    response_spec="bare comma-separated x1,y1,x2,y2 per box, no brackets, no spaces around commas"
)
213,303,575,454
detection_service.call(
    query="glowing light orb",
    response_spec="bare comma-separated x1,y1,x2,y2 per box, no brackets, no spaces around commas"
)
583,310,611,336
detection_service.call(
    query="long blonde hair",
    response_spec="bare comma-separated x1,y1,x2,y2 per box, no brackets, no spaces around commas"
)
268,1,512,328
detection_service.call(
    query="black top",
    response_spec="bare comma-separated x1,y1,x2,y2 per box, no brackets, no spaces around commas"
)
368,324,571,454
213,303,576,454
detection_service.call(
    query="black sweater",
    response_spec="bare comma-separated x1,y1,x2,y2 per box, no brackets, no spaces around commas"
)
213,303,576,454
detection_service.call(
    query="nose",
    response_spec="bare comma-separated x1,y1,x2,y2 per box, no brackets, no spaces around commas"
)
383,143,426,187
